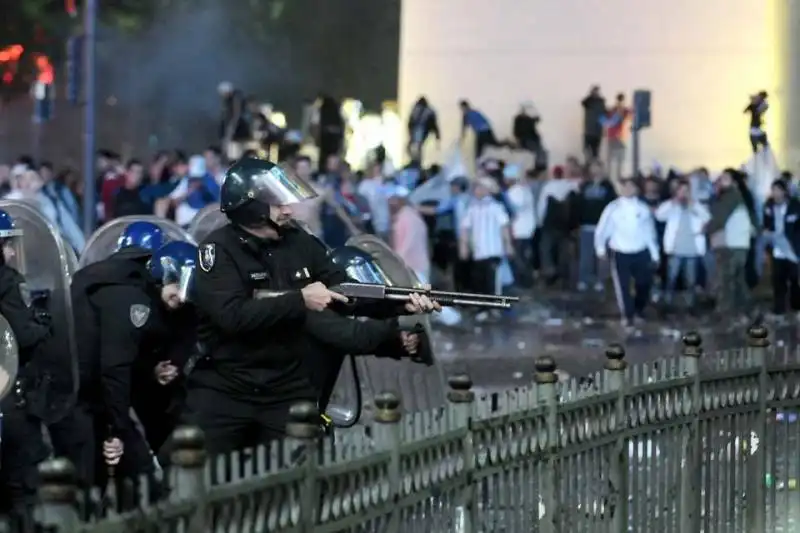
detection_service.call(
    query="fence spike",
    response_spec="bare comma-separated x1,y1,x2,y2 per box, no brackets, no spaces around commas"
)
374,391,402,424
447,373,474,404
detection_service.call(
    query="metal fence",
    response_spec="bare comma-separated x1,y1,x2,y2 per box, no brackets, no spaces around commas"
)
34,325,800,532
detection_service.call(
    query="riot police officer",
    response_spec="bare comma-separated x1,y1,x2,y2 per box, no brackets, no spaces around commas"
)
0,210,53,531
65,240,198,491
115,221,165,252
188,157,437,455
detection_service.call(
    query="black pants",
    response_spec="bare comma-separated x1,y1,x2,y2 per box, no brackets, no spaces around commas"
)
471,258,501,295
610,250,653,321
181,378,312,455
750,131,768,153
0,398,47,532
584,134,602,159
475,129,498,159
771,258,800,314
453,258,473,292
512,238,533,287
318,132,343,171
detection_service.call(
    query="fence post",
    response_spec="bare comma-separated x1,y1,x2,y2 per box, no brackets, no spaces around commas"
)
169,425,208,532
679,331,703,533
36,457,79,532
372,391,402,533
603,343,628,533
746,324,769,532
534,355,558,533
170,425,207,500
447,374,475,533
286,401,321,533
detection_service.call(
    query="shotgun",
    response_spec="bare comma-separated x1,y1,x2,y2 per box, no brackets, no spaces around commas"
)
332,283,519,309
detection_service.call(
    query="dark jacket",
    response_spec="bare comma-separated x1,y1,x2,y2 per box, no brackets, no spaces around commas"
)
114,187,151,218
408,105,441,143
192,224,410,404
763,197,800,258
582,95,607,136
707,186,746,235
513,113,541,149
70,249,171,435
573,179,616,226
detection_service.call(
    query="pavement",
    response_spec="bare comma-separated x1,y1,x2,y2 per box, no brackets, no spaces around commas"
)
429,288,791,394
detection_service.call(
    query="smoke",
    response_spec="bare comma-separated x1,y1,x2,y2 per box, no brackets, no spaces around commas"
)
95,1,293,147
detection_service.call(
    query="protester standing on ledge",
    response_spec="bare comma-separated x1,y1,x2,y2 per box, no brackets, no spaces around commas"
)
459,100,498,160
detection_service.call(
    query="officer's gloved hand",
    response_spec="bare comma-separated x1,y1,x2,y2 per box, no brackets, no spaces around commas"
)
33,308,52,327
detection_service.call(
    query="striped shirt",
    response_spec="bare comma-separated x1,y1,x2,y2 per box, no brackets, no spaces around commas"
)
460,197,509,260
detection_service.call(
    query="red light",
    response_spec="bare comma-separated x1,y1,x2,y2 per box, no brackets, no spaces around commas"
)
2,72,13,84
65,0,77,15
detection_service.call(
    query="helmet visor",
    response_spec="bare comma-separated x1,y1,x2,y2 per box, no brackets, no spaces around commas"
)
344,256,390,285
177,265,195,303
249,164,318,206
158,258,196,303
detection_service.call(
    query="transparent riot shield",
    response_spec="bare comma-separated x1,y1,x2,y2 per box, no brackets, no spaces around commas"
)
0,199,78,422
0,313,19,402
79,215,196,268
325,234,445,418
188,204,228,242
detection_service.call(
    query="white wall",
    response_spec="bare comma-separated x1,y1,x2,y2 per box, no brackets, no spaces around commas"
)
398,0,782,173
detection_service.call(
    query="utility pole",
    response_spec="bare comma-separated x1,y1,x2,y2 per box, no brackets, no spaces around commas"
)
82,0,97,236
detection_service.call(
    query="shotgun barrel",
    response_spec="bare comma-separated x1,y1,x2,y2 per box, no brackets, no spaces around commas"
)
333,283,519,309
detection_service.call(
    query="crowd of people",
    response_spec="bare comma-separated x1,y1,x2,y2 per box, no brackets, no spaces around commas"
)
0,80,791,530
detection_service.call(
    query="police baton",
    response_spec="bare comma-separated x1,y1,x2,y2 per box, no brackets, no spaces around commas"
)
103,426,118,511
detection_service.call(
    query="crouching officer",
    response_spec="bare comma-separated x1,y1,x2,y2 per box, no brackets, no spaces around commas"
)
0,210,53,531
65,239,198,494
115,221,165,252
187,157,437,455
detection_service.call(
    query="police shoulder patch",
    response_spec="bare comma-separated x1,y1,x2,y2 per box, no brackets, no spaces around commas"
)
130,304,150,329
199,243,216,273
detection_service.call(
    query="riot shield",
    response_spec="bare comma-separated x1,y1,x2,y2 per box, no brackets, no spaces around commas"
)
188,204,228,242
326,234,445,416
6,198,79,275
0,313,19,402
79,215,197,268
0,199,78,422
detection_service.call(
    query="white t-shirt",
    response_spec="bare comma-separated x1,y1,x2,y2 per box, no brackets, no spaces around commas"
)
169,178,199,227
460,198,509,260
506,183,536,239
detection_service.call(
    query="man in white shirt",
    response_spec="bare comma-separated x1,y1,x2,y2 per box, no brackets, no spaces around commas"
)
654,180,710,309
504,165,535,287
594,178,660,328
357,162,391,242
459,177,514,296
168,155,211,227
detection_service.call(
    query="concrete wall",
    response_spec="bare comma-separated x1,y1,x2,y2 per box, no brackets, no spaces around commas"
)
398,0,783,173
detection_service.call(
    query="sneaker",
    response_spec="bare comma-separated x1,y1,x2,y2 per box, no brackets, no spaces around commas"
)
633,315,646,326
577,282,588,292
475,311,490,323
593,282,604,293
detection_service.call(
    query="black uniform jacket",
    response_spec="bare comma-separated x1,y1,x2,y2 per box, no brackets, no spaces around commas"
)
70,248,174,436
194,224,409,402
763,197,800,258
0,265,51,360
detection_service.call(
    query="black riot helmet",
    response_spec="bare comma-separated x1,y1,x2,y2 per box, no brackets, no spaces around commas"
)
220,157,318,228
330,245,390,285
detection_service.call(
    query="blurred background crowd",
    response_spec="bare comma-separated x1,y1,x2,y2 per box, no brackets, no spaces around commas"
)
0,79,791,330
